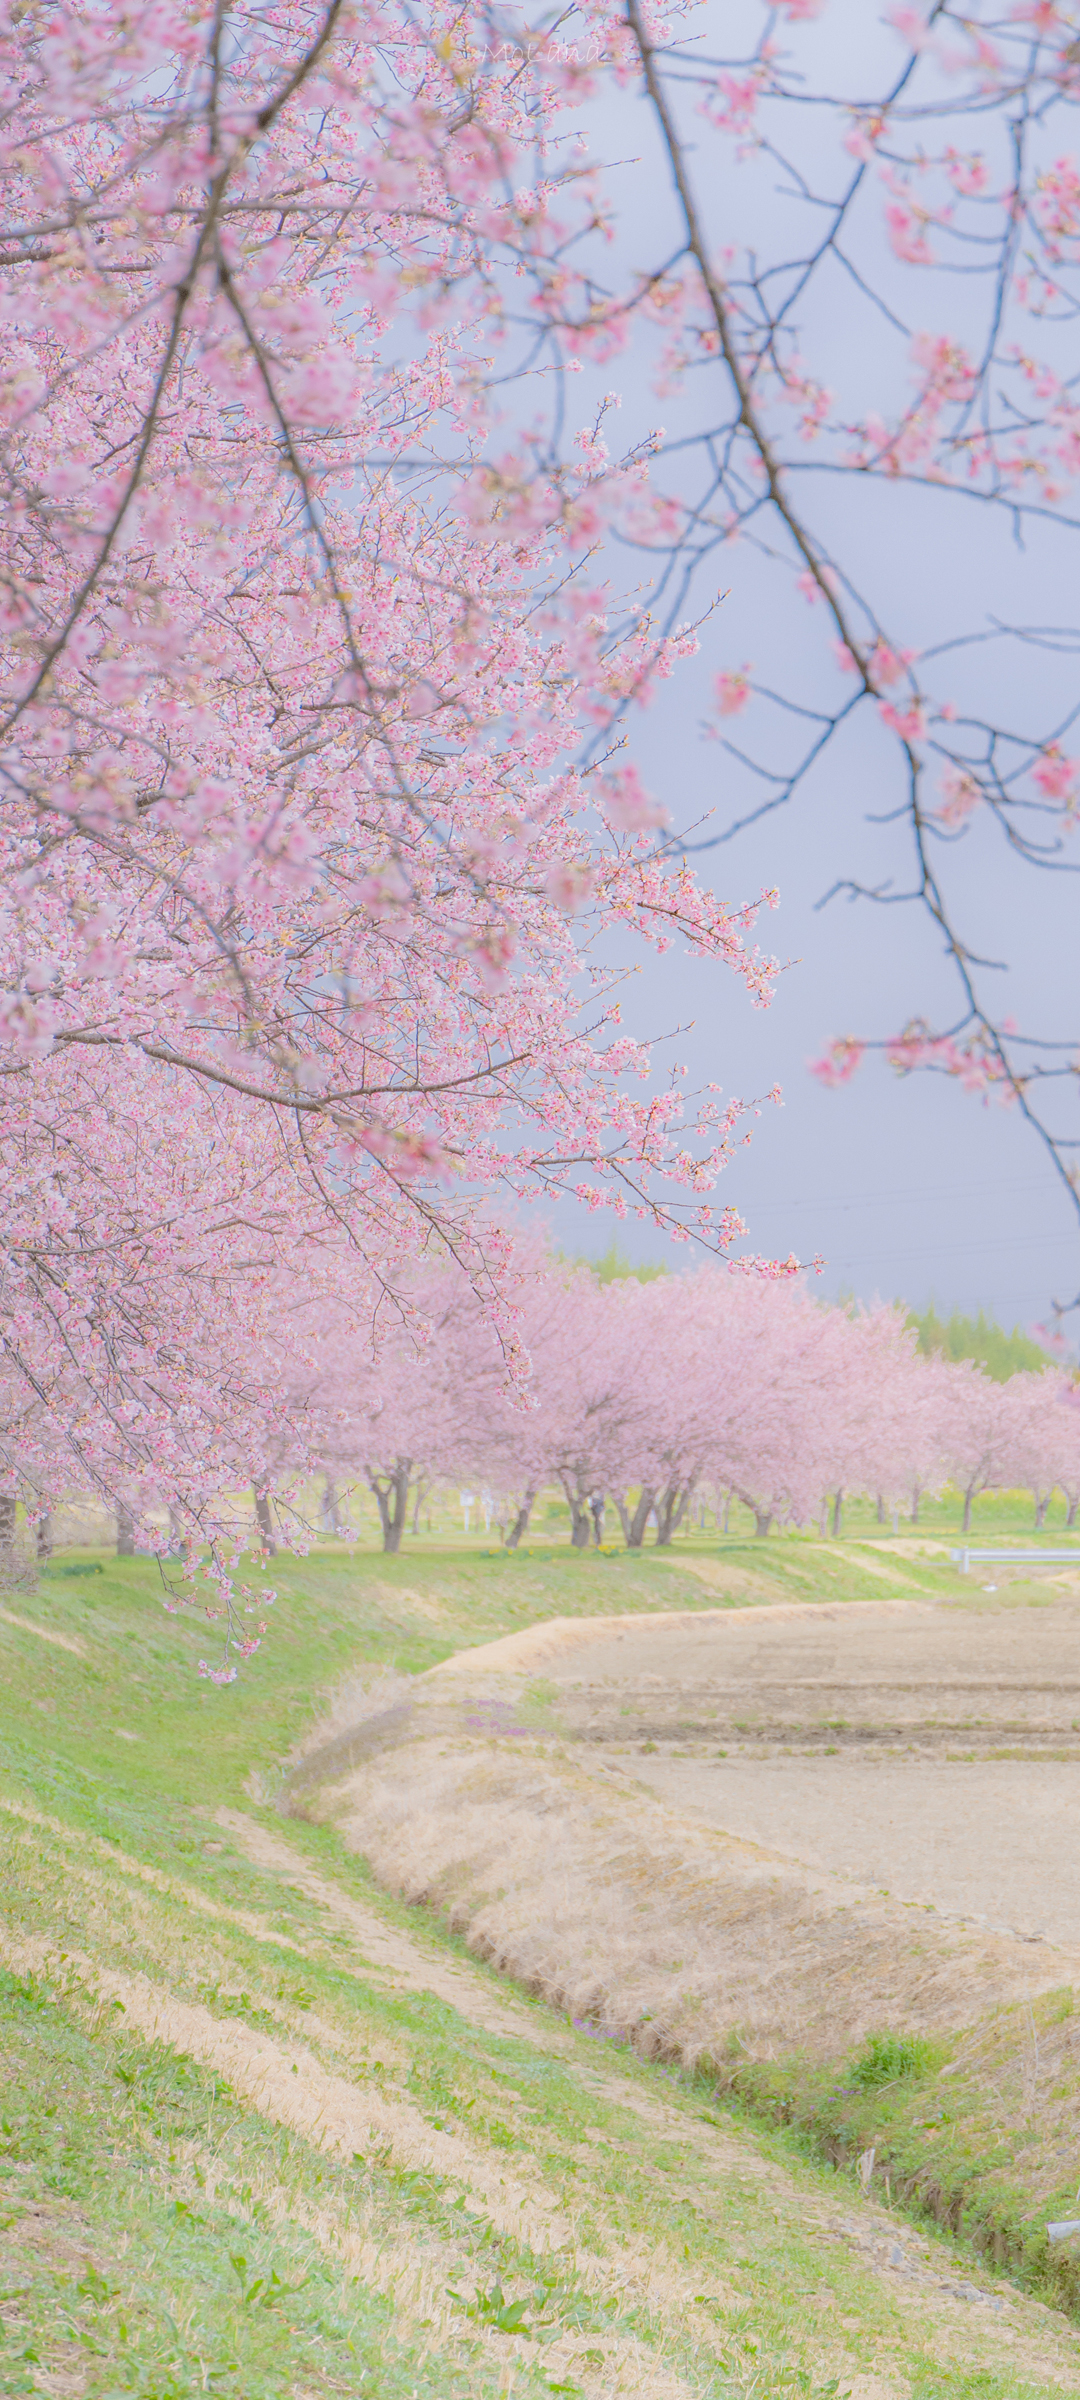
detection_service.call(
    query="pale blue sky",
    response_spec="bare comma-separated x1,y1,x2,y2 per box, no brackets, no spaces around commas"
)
537,0,1080,1327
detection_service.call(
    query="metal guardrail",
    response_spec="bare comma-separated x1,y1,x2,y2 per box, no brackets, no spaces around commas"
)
951,1546,1080,1574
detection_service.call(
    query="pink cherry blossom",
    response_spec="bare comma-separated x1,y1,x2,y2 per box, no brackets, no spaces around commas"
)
885,203,934,265
868,641,917,687
945,151,990,197
714,667,752,715
938,769,982,826
878,696,927,741
808,1037,865,1087
0,0,1076,1681
1032,745,1080,801
886,6,933,50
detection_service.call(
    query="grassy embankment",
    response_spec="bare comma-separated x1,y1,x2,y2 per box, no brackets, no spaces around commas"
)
2,1537,1080,2398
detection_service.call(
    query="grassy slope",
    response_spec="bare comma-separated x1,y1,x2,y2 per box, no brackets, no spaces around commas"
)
2,1543,1079,2399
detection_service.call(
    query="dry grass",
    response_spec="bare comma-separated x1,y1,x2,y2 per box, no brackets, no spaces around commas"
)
0,1922,577,2252
314,1735,1076,2066
428,1594,931,1681
0,1902,893,2400
11,1546,1080,2398
0,1788,308,1952
216,1805,563,2043
0,1606,86,1655
300,1602,1080,2301
9,1760,1080,2396
284,1662,415,1770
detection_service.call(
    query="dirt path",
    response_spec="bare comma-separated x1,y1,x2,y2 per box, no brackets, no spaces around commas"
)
216,1805,578,2048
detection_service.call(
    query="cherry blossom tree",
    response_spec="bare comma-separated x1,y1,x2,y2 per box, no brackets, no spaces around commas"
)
878,1344,954,1526
1052,1383,1080,1527
0,0,795,1618
10,0,1080,1672
691,1277,838,1535
245,1250,1080,1564
265,1258,506,1551
1001,1367,1080,1528
941,1361,1027,1533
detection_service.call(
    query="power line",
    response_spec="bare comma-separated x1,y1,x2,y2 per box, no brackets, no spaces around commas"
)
730,1171,1053,1219
825,1229,1079,1270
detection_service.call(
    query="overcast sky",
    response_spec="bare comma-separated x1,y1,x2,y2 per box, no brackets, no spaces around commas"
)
538,1,1080,1329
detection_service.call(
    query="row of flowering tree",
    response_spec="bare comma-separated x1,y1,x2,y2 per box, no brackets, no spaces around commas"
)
269,1256,1080,1552
7,0,1080,1674
0,0,798,1652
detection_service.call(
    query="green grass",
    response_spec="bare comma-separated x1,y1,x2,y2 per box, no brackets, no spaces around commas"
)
0,1963,493,2400
2,1547,1079,2397
849,2035,945,2093
707,1995,1080,2319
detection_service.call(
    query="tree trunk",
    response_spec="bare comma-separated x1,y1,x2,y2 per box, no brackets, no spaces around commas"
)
752,1504,773,1539
569,1501,591,1548
910,1485,922,1526
590,1493,605,1546
1068,1494,1078,1529
722,1488,732,1535
35,1513,53,1563
1035,1489,1049,1529
116,1506,135,1557
322,1476,344,1536
962,1486,975,1534
253,1489,277,1556
876,1493,886,1525
0,1490,14,1573
369,1462,410,1553
616,1488,656,1549
557,1471,593,1548
505,1488,536,1549
655,1479,694,1546
831,1489,844,1539
410,1476,429,1537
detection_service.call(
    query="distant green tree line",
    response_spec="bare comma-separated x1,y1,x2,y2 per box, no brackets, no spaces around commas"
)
904,1305,1050,1382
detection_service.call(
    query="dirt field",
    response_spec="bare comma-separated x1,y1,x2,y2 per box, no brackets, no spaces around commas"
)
311,1599,1080,2064
631,1754,1079,1944
459,1588,1080,1945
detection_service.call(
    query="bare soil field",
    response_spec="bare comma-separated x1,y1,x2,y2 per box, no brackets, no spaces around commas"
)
631,1754,1080,1946
456,1587,1080,1945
